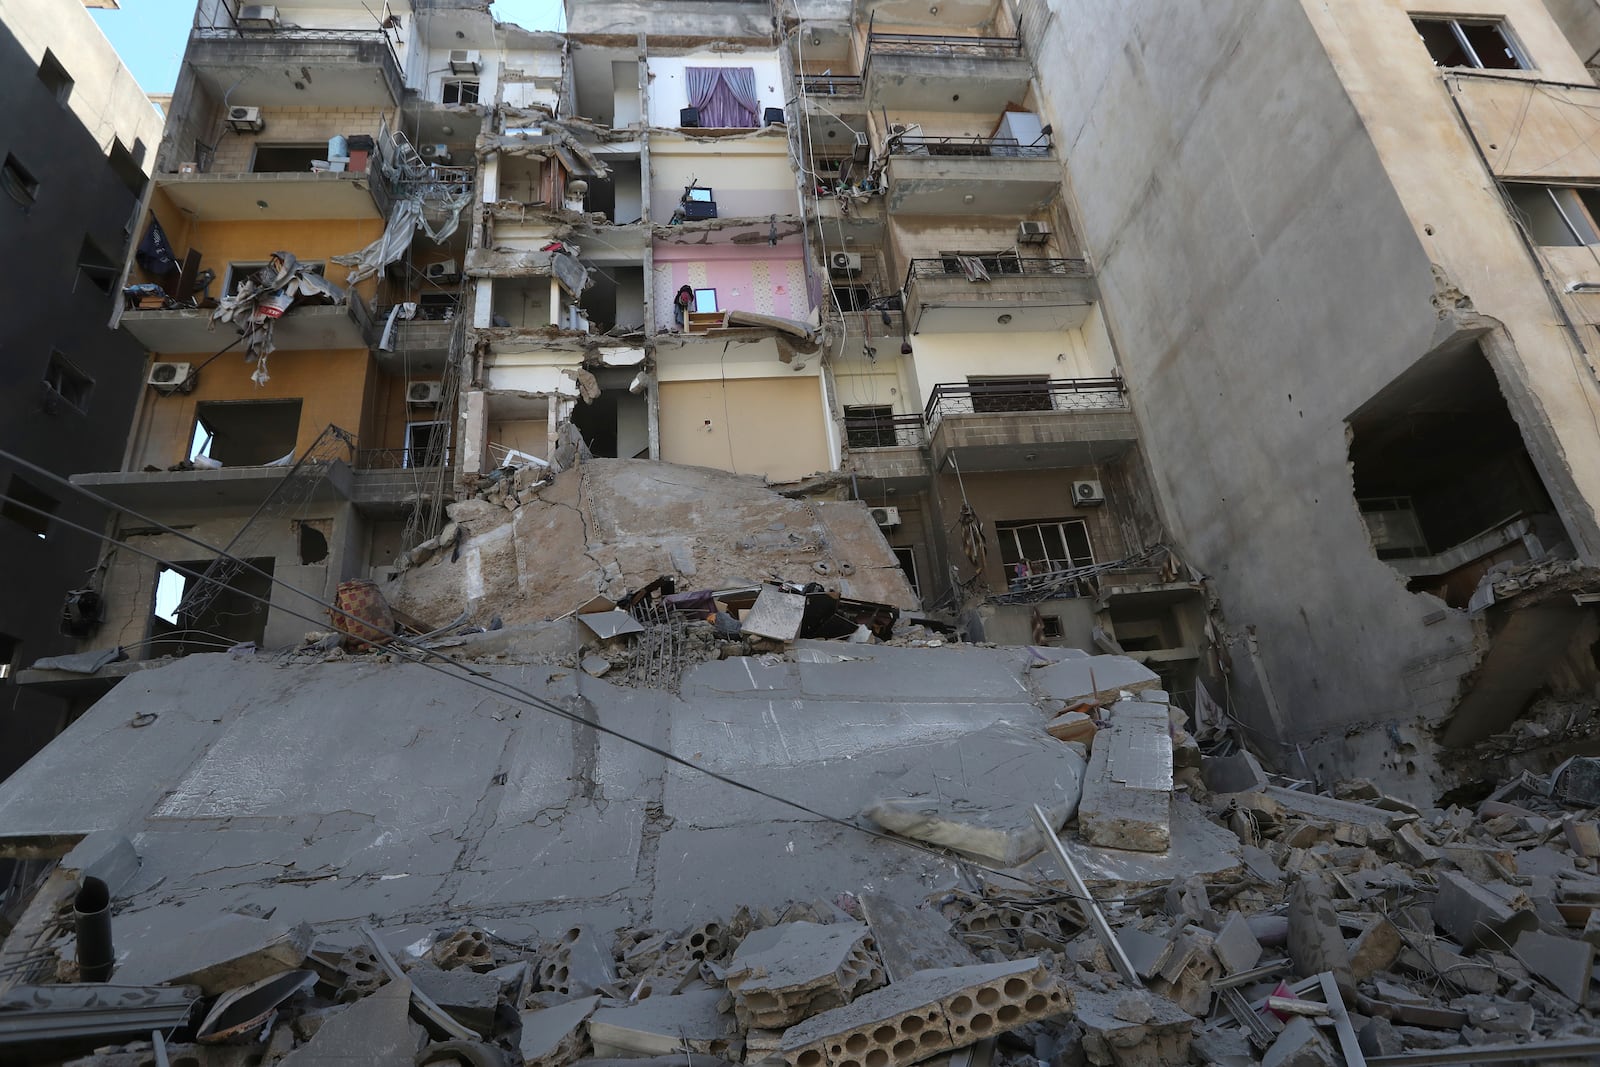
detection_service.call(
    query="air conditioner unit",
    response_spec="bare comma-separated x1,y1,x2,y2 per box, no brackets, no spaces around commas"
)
852,131,871,163
830,251,862,276
408,381,443,405
1072,480,1106,507
418,143,451,163
147,362,196,395
425,259,459,280
237,5,279,30
870,506,901,527
1017,220,1051,245
449,49,481,74
227,106,264,133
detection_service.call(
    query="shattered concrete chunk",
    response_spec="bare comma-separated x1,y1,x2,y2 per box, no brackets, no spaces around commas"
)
856,893,976,981
863,723,1087,865
1348,917,1402,981
779,959,1069,1067
111,914,314,995
279,977,414,1067
1511,928,1594,1002
1071,986,1194,1067
724,921,885,1028
1032,655,1161,706
1076,700,1172,853
1261,1017,1338,1067
1286,874,1353,997
1432,871,1537,951
542,924,619,997
589,988,740,1059
520,994,603,1067
1212,912,1262,975
409,962,501,1033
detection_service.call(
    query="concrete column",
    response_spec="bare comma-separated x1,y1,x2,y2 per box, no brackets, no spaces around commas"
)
460,389,490,476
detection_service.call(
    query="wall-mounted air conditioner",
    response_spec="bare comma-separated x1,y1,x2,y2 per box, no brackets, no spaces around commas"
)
830,252,862,276
1017,221,1051,245
870,506,901,527
424,260,459,280
852,131,871,163
148,362,196,395
227,106,264,133
449,49,481,74
418,143,451,163
408,381,443,405
1072,480,1105,507
237,5,279,30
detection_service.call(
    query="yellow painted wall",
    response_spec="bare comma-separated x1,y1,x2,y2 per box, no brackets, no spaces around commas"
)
660,376,829,482
134,348,373,469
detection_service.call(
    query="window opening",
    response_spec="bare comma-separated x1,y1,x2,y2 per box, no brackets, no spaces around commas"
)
37,49,73,105
1038,615,1064,640
149,558,275,658
43,352,92,412
108,139,145,197
405,421,448,468
893,546,920,598
1505,183,1600,246
996,518,1094,578
0,633,16,681
250,145,330,173
967,375,1052,413
844,404,897,448
3,155,39,205
190,400,302,467
441,78,480,104
1,475,58,539
77,234,120,295
939,251,1022,275
295,521,329,565
226,261,323,296
1413,17,1529,70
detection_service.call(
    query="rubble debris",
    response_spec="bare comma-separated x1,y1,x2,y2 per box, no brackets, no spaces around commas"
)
864,723,1087,865
541,924,619,997
519,995,602,1067
0,984,201,1058
588,988,740,1058
1072,987,1194,1067
195,968,316,1042
724,921,885,1028
408,963,502,1033
856,894,976,980
1077,698,1173,853
111,915,314,995
272,975,414,1066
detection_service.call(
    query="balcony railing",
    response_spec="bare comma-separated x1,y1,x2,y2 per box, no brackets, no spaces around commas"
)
798,74,864,97
884,134,1051,157
355,449,453,471
905,257,1090,289
844,413,925,449
923,378,1126,424
867,32,1024,58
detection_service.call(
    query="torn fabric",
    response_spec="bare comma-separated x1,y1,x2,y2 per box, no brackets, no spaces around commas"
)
210,251,346,366
333,199,423,284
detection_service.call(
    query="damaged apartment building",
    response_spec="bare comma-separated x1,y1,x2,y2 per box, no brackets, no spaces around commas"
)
32,0,1600,808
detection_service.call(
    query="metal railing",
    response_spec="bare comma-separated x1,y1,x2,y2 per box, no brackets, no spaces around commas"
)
867,31,1024,58
798,73,864,97
354,448,453,471
905,257,1091,288
192,5,404,84
923,377,1127,424
883,134,1052,157
844,413,925,449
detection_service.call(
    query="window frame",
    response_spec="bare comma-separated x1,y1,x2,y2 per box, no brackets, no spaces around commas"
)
404,420,450,469
1412,15,1531,70
995,517,1096,577
1504,182,1600,246
37,49,73,106
1,474,59,540
43,351,93,413
3,154,39,206
441,78,481,105
843,404,897,448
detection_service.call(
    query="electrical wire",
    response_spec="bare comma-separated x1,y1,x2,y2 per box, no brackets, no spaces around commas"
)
0,454,1119,905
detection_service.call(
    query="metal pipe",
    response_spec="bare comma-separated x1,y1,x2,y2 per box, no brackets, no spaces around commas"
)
73,877,114,982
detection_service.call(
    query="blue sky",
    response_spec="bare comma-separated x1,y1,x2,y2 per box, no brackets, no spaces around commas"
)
92,0,565,96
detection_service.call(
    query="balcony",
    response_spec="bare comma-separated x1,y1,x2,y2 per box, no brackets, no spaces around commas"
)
843,412,929,489
881,137,1059,216
864,33,1031,113
368,304,459,374
351,449,455,513
71,460,353,511
797,73,867,144
120,301,372,356
188,23,403,106
923,378,1136,471
155,171,381,222
904,257,1097,333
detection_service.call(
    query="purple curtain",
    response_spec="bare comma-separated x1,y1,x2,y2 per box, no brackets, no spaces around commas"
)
685,66,758,127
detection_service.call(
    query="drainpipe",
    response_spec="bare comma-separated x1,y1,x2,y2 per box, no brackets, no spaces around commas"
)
74,877,114,982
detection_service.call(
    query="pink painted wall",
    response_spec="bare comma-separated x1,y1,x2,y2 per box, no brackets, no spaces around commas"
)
653,245,811,329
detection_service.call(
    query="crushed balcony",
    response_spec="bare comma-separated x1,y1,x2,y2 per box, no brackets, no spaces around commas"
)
118,300,372,356
187,20,403,107
864,32,1031,112
904,257,1096,333
923,377,1136,472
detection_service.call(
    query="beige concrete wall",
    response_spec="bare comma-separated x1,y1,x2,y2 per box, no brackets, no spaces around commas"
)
209,105,396,172
659,376,830,482
906,312,1116,407
649,135,796,218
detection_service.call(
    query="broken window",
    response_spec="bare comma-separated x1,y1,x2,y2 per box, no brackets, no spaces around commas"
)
1504,183,1600,246
1349,339,1561,601
996,519,1094,578
404,421,449,468
190,400,302,467
1038,615,1064,640
1413,16,1529,70
0,633,15,680
250,145,328,174
37,49,72,105
3,154,39,206
43,352,92,412
76,234,120,295
295,520,329,565
149,559,275,658
968,376,1053,413
893,546,920,598
570,369,650,459
441,79,480,104
844,405,898,448
1,475,58,539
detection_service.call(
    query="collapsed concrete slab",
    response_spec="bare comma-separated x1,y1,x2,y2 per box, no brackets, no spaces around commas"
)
1076,699,1173,853
779,959,1070,1067
862,723,1088,865
110,914,314,995
1031,655,1161,706
589,988,741,1058
724,921,885,1028
520,995,603,1067
279,977,414,1067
